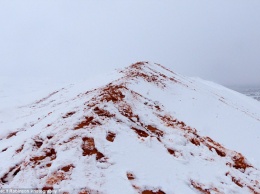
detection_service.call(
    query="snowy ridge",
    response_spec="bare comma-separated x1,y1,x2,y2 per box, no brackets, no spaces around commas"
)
0,62,260,194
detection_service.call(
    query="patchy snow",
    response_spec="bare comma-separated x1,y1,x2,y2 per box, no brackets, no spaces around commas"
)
0,62,260,193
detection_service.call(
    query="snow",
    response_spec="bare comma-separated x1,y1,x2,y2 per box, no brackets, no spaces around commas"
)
126,63,260,167
0,62,260,193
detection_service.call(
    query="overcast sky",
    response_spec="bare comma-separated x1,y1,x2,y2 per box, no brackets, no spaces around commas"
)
0,0,260,86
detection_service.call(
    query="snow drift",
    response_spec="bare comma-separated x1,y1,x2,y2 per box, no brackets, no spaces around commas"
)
0,62,260,194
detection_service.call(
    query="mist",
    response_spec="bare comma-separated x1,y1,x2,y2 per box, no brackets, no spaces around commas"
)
0,0,260,86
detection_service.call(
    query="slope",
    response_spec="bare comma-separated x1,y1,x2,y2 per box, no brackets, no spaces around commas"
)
0,62,260,194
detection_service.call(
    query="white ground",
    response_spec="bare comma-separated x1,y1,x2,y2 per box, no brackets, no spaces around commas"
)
0,62,260,193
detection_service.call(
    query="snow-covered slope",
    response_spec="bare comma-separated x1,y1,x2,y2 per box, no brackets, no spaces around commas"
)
0,62,260,194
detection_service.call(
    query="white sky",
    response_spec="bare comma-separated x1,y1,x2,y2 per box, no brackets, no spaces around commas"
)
0,0,260,86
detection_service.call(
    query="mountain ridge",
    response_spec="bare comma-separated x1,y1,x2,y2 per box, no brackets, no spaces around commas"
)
0,62,260,193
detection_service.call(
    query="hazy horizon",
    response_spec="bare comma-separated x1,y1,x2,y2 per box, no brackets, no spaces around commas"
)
1,0,260,86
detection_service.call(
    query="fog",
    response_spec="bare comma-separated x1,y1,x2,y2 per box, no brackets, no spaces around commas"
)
1,0,260,86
